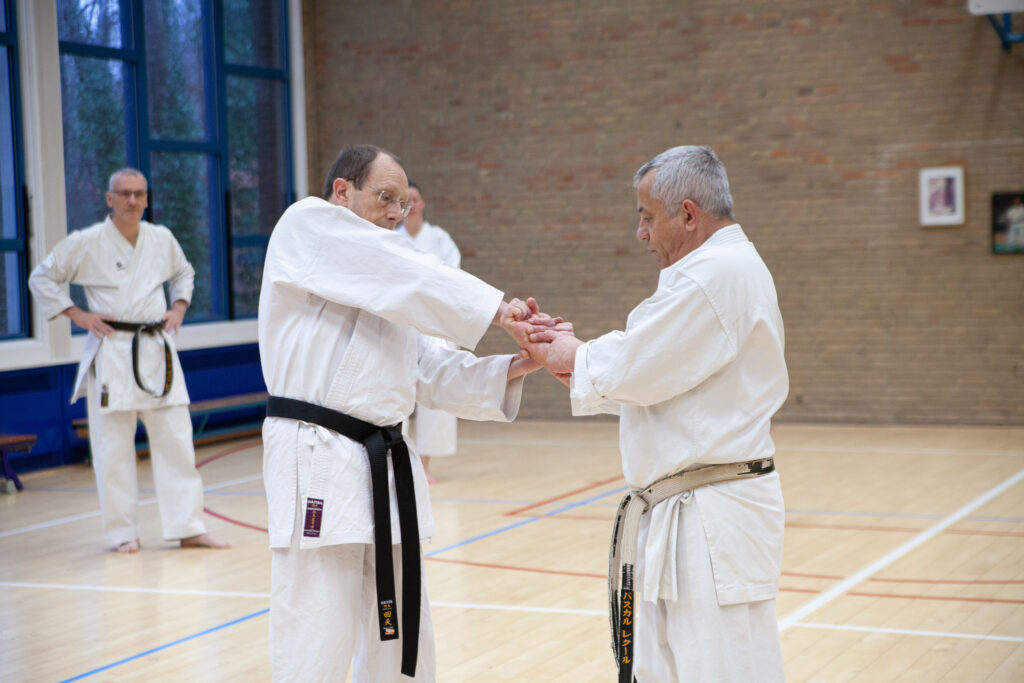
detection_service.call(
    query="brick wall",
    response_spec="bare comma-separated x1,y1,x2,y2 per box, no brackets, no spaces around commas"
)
301,0,1024,425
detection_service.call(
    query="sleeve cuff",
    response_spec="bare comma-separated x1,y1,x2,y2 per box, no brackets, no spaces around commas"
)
45,296,77,322
570,342,602,415
457,286,504,351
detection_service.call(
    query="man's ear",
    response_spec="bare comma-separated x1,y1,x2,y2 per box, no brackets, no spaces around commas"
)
331,177,352,207
679,199,699,231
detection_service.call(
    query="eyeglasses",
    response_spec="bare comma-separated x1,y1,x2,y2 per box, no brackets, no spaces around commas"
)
110,189,148,200
365,185,411,219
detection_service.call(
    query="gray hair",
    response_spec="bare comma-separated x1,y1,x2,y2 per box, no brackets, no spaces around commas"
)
108,167,147,191
633,146,734,220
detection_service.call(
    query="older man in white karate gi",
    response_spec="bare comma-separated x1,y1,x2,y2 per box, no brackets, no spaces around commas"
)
29,168,227,554
522,146,788,682
260,144,559,682
396,181,463,482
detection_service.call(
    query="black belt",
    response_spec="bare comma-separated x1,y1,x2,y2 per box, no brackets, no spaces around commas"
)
265,396,422,678
108,320,173,397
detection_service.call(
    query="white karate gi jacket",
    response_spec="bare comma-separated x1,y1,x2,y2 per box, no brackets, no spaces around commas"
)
397,220,463,454
571,224,788,605
259,197,523,549
396,220,461,270
29,218,194,410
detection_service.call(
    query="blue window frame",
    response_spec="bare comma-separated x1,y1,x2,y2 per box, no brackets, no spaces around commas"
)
0,0,29,340
56,0,292,324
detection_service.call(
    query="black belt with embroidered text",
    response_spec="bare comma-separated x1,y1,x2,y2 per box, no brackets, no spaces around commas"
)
265,395,422,678
108,320,173,397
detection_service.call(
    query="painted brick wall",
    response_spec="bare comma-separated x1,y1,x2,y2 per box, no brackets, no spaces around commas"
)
301,0,1024,425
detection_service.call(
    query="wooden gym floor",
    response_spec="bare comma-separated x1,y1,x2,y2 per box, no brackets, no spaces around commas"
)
1,420,1022,681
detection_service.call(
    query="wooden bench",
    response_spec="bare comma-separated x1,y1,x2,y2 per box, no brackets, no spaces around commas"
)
0,434,37,493
72,391,267,455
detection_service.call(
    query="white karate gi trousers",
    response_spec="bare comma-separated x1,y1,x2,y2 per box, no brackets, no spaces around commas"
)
634,497,785,682
86,376,207,547
270,537,436,682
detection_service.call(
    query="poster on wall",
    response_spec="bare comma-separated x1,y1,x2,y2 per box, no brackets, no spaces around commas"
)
992,192,1024,254
919,167,965,226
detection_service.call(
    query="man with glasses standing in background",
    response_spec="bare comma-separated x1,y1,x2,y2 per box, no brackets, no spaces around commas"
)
29,167,228,554
396,180,463,483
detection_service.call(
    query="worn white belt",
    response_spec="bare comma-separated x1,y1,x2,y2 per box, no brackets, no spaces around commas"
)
608,457,775,683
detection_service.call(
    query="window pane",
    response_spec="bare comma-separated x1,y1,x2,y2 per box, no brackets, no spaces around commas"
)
0,251,24,337
223,0,282,68
1,47,16,240
56,0,124,48
227,76,287,237
149,151,221,320
144,0,208,140
60,54,128,232
231,243,265,316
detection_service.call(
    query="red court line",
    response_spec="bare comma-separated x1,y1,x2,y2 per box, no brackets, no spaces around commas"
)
197,440,267,533
425,559,1024,594
426,556,604,579
945,529,1024,538
779,522,1024,539
847,591,1024,605
783,571,844,580
786,522,923,533
191,444,1024,592
514,516,1024,540
204,507,268,533
195,438,262,468
504,473,624,517
870,577,1024,585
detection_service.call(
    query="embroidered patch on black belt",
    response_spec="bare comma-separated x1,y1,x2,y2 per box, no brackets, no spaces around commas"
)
303,498,324,537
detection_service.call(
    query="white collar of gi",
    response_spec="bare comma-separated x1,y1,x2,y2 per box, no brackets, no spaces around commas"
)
658,223,744,284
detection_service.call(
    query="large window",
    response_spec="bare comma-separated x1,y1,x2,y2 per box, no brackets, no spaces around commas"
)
57,0,292,322
0,0,28,339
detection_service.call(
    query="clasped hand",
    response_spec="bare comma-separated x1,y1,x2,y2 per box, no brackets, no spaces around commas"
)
499,297,581,385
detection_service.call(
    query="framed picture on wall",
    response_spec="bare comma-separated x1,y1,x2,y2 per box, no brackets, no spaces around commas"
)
992,192,1024,254
919,167,965,226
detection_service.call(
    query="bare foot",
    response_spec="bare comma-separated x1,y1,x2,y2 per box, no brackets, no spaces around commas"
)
116,539,140,553
180,532,230,549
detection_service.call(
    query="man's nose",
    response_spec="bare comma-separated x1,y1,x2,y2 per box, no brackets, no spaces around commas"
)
636,224,648,241
385,204,403,221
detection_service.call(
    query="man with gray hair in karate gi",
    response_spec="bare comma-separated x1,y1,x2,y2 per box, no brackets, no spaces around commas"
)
519,145,788,682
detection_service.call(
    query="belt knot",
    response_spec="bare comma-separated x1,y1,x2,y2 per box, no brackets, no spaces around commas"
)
381,425,404,448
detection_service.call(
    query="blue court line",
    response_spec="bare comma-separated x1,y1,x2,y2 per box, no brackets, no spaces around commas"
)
56,485,622,679
426,483,628,557
430,497,534,505
59,608,269,682
29,486,265,497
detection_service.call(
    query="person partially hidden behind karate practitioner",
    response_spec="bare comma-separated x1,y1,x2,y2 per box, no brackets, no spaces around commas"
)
396,181,462,483
259,144,568,681
516,146,788,682
29,168,228,554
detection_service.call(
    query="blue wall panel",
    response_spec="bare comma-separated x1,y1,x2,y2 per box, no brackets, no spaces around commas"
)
0,342,264,475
